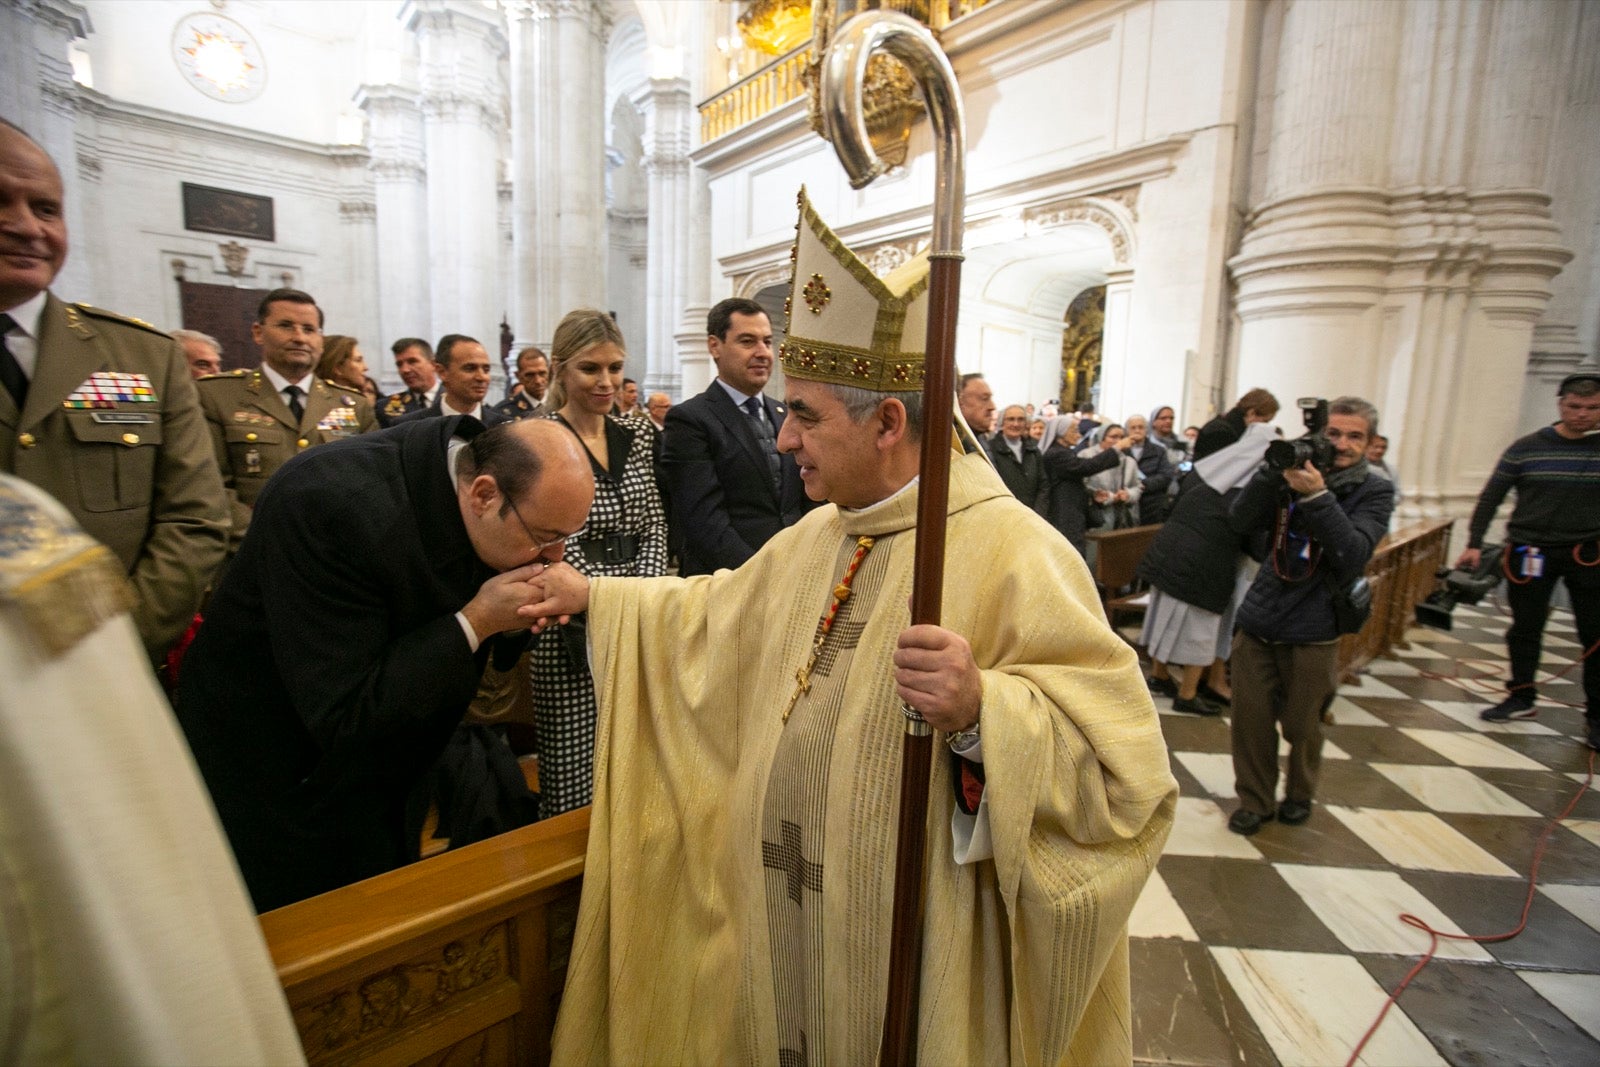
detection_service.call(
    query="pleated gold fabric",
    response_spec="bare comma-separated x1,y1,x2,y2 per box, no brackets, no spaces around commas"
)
554,452,1177,1065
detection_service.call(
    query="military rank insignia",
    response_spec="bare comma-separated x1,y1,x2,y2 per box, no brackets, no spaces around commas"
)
63,371,157,409
232,411,276,427
384,394,409,416
318,405,361,437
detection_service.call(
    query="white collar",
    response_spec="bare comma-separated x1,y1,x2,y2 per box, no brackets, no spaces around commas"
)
1,291,48,337
439,395,483,420
259,362,312,395
715,378,762,407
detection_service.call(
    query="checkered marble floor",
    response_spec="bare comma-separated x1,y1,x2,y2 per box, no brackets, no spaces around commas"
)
1131,603,1599,1067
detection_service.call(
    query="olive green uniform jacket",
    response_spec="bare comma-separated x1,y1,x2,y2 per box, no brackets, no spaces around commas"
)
196,369,376,544
0,294,230,657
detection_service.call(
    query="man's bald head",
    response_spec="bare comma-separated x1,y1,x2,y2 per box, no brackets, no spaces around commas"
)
0,120,68,310
455,419,594,573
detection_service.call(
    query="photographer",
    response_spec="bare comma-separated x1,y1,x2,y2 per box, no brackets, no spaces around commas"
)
1458,373,1600,749
1224,397,1395,835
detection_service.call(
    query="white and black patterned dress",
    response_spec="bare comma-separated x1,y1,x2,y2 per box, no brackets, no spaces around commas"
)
531,413,667,817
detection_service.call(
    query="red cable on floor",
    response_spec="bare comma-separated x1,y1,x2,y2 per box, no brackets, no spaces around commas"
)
1343,746,1597,1067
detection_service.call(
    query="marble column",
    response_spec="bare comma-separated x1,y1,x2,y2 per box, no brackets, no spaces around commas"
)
356,84,430,385
633,77,695,397
671,163,713,401
332,145,380,357
404,0,507,350
1230,0,1573,530
506,0,608,348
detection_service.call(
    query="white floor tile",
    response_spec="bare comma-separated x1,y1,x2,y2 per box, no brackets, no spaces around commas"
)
1368,763,1539,816
1338,676,1412,701
1400,728,1547,770
1516,971,1600,1043
1424,701,1560,736
1325,697,1388,727
1367,658,1421,677
1325,807,1518,876
1174,752,1235,799
1395,643,1449,659
1540,883,1600,936
1163,797,1265,860
1273,865,1493,961
1210,947,1445,1067
1129,870,1199,941
1565,819,1600,849
1323,740,1351,761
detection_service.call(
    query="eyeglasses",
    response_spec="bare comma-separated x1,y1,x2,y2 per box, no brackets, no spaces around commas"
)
506,497,572,559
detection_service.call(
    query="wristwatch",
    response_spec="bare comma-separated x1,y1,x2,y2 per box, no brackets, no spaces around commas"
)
946,719,981,752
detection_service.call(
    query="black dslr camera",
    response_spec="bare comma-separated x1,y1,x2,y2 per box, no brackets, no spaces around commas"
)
1265,397,1336,473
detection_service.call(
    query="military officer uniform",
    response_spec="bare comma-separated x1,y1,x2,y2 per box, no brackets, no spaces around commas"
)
491,391,547,422
379,386,435,427
0,294,229,657
197,368,376,541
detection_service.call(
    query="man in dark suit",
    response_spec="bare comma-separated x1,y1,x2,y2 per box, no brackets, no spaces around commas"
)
987,404,1049,516
663,298,816,575
0,118,227,659
394,333,509,427
176,416,594,910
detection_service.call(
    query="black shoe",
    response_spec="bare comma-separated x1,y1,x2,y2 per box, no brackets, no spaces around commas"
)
1277,799,1312,825
1480,694,1537,722
1228,808,1273,836
1171,693,1223,717
1586,719,1599,752
1198,684,1232,707
1147,675,1178,699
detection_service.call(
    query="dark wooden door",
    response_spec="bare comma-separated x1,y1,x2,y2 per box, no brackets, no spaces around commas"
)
179,280,270,371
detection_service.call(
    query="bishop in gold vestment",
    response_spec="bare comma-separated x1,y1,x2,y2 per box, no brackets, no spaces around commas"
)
533,190,1176,1065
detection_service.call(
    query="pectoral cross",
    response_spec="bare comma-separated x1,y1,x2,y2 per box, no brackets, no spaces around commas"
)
782,663,812,723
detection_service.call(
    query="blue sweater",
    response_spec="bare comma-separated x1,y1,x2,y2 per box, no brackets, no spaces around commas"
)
1467,426,1600,548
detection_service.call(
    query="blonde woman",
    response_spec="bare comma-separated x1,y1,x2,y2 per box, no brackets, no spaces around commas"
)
531,309,668,817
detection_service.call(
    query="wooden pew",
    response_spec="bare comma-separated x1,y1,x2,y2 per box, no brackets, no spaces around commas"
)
1337,517,1452,682
262,808,588,1066
1085,523,1161,628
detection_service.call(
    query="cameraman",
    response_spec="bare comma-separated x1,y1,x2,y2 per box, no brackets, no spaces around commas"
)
1458,372,1600,750
1224,397,1395,835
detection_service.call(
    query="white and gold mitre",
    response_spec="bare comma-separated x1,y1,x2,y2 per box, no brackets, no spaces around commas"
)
779,186,930,392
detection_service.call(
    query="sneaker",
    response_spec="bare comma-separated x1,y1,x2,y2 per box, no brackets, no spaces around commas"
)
1171,694,1223,717
1586,719,1599,752
1480,694,1537,722
1277,799,1312,825
1147,675,1178,699
1228,808,1273,836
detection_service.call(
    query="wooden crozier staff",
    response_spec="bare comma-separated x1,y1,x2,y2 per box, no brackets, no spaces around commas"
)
819,11,967,1066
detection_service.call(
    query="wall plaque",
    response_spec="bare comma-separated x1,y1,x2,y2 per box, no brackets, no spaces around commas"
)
182,182,275,241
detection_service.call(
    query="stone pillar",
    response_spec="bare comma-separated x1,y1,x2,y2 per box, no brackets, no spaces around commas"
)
332,146,380,357
633,77,695,396
1230,0,1406,413
671,163,713,401
1230,0,1572,531
356,84,430,384
1093,270,1135,421
405,0,507,349
506,0,608,348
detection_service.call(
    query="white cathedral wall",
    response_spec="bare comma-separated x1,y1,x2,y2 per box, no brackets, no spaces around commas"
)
696,0,1253,426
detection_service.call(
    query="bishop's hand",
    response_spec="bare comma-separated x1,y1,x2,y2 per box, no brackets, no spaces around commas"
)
893,624,982,734
518,561,591,632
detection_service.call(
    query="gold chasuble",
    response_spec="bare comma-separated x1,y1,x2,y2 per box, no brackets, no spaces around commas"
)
553,452,1177,1065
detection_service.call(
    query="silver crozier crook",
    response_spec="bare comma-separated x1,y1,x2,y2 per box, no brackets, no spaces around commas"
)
820,11,967,1066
